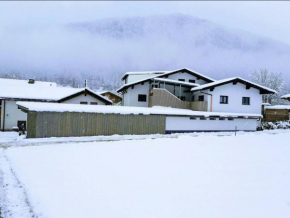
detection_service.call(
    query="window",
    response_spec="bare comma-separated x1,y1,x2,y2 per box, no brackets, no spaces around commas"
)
190,117,197,120
189,79,196,83
219,117,225,121
220,96,228,104
180,96,186,101
210,117,216,120
80,101,88,104
138,94,147,102
228,117,234,121
178,79,185,82
90,102,98,105
198,95,204,101
200,117,207,120
242,97,250,105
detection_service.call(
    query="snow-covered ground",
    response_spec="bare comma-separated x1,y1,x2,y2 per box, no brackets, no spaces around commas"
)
1,130,290,218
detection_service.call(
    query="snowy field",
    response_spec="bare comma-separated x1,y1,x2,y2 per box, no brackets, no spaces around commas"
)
1,130,290,218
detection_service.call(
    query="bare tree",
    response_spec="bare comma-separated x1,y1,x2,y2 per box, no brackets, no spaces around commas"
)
250,69,286,105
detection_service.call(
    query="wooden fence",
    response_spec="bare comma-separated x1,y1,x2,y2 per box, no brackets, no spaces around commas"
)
265,109,290,122
27,111,166,138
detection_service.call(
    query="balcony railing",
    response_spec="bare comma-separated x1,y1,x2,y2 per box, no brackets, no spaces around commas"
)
149,88,208,111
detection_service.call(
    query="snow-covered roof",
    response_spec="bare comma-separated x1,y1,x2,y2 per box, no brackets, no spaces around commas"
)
265,105,290,110
0,78,56,87
121,71,168,80
117,68,215,92
0,85,111,104
152,78,200,87
191,77,276,94
17,102,262,118
281,94,290,99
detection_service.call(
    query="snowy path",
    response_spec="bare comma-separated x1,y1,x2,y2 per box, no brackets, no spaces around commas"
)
0,130,290,218
0,149,33,218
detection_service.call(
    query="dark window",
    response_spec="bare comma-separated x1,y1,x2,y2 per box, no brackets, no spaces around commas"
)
180,96,186,101
190,117,197,120
90,102,98,105
178,79,185,82
220,96,228,104
80,101,88,104
200,117,207,120
17,121,26,129
198,95,204,101
242,97,250,105
210,117,216,120
219,117,225,121
189,79,196,83
228,117,234,121
138,94,147,102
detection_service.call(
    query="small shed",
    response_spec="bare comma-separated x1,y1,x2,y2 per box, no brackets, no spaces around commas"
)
265,105,290,122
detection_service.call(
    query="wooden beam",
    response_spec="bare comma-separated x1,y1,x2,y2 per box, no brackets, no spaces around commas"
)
233,81,238,85
246,85,251,90
210,87,214,91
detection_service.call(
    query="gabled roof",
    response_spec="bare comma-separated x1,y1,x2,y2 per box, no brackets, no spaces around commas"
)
117,68,215,92
0,85,112,104
58,88,112,105
121,71,169,81
152,78,200,87
0,78,57,87
281,94,290,99
190,77,276,94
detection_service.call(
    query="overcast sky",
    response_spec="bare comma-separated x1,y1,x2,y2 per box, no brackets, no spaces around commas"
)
0,1,290,44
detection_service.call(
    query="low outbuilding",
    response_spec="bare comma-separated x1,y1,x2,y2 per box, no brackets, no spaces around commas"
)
265,105,290,122
17,102,262,138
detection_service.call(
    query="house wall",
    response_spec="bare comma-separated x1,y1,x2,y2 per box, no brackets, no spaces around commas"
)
27,112,166,138
126,74,159,84
122,82,150,107
166,72,208,85
62,94,106,105
2,100,27,131
202,83,262,114
166,116,258,132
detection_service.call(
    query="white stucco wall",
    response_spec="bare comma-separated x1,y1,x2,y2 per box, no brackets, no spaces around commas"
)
202,83,262,114
126,74,160,84
166,116,258,132
122,82,150,107
62,94,106,105
166,72,209,85
1,100,27,130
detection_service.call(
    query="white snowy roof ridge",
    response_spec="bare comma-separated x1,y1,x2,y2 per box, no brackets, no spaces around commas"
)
117,68,215,92
17,102,262,118
0,85,112,104
265,105,290,110
191,77,276,94
281,94,290,99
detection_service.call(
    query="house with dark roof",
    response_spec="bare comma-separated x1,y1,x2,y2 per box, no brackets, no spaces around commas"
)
0,78,112,131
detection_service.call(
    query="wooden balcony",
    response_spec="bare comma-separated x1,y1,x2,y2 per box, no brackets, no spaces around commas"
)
149,88,208,111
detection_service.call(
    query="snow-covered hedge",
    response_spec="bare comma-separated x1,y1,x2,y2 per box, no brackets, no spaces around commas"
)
258,121,290,130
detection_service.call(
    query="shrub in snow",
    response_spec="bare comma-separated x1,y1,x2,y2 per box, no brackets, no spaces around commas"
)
259,121,290,130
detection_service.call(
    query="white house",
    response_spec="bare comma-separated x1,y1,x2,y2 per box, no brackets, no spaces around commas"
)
0,78,112,131
117,68,276,132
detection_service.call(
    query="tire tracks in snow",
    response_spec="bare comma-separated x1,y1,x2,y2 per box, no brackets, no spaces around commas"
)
0,149,36,218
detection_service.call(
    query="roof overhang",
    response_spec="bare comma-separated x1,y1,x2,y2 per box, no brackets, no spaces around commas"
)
191,78,276,95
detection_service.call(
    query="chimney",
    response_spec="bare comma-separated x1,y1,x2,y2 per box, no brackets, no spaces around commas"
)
28,78,35,84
